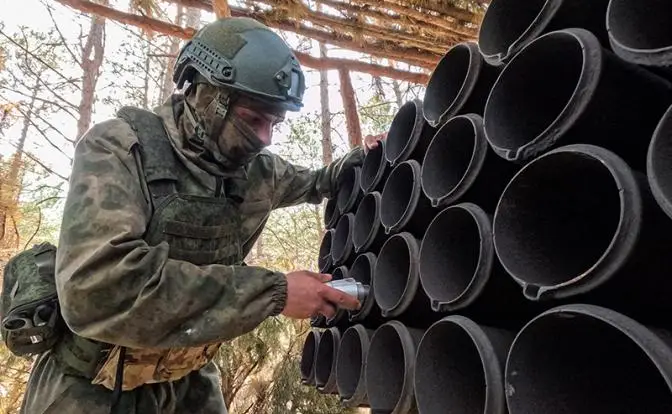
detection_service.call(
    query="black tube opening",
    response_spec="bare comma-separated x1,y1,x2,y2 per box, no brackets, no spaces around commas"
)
420,206,480,304
366,324,406,412
422,117,477,203
362,143,386,192
300,331,318,381
381,162,415,230
315,329,335,387
336,328,363,399
478,0,548,59
353,193,379,249
608,0,672,51
386,102,419,163
349,254,375,321
424,44,471,123
332,214,353,264
506,310,672,413
494,151,621,286
649,106,672,217
324,197,339,228
351,254,372,286
333,266,347,281
374,235,411,311
484,33,584,153
318,230,333,272
337,167,360,213
415,322,486,413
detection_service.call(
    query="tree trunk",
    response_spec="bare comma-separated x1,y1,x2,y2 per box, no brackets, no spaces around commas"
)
77,1,106,140
319,42,333,166
0,76,40,245
212,0,230,18
160,4,184,102
338,68,362,149
143,40,151,109
392,79,404,108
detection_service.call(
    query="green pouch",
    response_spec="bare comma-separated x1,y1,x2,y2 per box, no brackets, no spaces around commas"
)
1,242,63,356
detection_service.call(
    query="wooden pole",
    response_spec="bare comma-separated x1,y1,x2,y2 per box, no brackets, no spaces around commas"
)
54,0,429,83
164,0,441,68
319,42,333,166
338,68,362,149
212,0,230,18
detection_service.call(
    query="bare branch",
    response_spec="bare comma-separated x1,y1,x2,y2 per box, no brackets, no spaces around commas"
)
0,28,81,90
1,84,79,120
16,147,69,181
35,196,63,206
23,207,42,249
45,1,83,67
11,103,73,161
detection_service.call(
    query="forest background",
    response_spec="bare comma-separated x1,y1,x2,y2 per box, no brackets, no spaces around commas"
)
0,0,428,412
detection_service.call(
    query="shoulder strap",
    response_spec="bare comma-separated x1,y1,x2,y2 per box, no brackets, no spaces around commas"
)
116,106,180,199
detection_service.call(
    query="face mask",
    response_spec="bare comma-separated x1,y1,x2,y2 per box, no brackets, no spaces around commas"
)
184,83,267,170
216,112,266,167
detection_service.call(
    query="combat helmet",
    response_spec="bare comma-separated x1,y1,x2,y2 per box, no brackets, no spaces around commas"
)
173,17,305,112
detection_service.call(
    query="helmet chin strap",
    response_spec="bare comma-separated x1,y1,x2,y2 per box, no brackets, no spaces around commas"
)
182,87,233,152
209,91,232,143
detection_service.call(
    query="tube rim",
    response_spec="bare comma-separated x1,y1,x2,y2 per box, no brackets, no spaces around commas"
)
647,104,672,221
316,327,342,394
331,213,355,266
349,252,378,322
380,160,423,234
492,143,642,300
606,0,672,67
373,232,421,318
324,197,340,229
365,320,417,413
504,303,672,408
384,99,425,166
478,0,562,65
318,229,335,273
419,202,494,312
423,43,482,127
353,192,383,253
416,315,506,414
336,324,371,406
361,140,389,194
421,114,487,208
337,166,363,214
483,28,603,162
300,329,321,385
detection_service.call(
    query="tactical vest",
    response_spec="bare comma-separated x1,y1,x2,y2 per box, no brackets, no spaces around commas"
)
52,106,245,393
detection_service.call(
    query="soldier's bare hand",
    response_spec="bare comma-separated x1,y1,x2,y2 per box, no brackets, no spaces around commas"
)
363,132,386,154
281,270,361,320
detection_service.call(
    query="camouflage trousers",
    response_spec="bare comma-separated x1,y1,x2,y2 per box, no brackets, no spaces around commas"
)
20,351,228,414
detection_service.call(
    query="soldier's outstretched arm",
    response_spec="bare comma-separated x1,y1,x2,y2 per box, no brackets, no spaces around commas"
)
270,145,365,209
56,120,289,349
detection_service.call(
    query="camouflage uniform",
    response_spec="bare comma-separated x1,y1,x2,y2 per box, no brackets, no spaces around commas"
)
19,80,364,413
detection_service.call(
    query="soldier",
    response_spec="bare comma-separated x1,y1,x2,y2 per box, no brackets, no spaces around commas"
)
19,17,381,413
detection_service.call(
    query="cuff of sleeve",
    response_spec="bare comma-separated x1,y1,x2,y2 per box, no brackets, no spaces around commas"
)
349,146,365,166
269,272,288,316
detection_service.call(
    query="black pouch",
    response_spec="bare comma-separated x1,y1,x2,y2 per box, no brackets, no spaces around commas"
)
1,242,63,356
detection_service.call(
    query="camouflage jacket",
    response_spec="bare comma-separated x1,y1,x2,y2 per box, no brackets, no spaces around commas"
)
55,97,363,351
